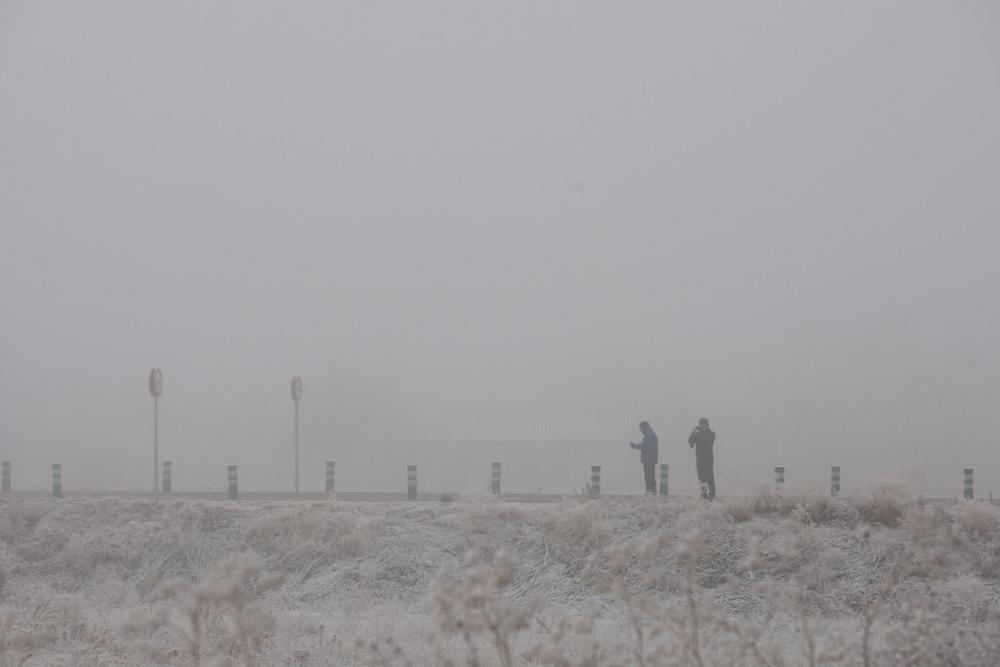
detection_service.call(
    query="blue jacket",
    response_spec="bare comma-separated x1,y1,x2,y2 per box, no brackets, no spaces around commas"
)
637,429,658,464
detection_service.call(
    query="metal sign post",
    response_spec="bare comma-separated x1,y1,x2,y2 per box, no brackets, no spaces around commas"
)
149,368,163,501
291,376,303,494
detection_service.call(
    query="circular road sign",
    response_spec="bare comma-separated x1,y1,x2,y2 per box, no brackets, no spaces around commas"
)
149,368,163,397
291,376,303,402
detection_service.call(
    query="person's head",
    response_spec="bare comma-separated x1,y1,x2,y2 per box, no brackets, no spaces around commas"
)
639,421,650,434
699,417,709,427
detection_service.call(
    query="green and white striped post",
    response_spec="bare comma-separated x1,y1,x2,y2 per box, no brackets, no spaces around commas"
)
52,463,62,498
227,465,238,500
964,468,974,500
162,460,172,493
774,466,784,485
830,465,840,497
407,465,417,500
1,461,10,493
659,464,669,496
589,465,601,497
326,461,335,493
491,462,501,495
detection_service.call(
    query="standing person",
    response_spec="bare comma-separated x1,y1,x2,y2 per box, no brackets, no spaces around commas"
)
688,418,717,500
629,421,658,495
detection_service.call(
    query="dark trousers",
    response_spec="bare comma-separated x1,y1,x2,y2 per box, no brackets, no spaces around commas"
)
643,463,656,494
695,449,715,499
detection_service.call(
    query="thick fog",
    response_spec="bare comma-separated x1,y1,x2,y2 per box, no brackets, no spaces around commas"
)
1,1,998,497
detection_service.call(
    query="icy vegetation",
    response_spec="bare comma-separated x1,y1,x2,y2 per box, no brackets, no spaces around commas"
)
1,486,998,666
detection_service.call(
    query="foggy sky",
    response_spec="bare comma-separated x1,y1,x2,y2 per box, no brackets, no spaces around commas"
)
2,1,999,496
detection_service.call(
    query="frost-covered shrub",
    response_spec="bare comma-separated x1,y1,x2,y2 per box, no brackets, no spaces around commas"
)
0,604,58,664
723,485,812,522
793,497,860,527
433,550,541,667
537,503,613,574
855,488,906,527
949,501,1000,541
878,603,1000,666
123,553,282,666
0,491,998,666
241,506,368,582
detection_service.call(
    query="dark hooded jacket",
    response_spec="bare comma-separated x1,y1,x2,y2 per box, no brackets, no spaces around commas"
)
688,426,716,454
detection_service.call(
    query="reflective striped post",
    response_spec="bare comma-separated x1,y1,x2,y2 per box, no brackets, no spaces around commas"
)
491,462,501,495
2,461,10,493
590,465,601,497
326,461,335,493
659,464,669,496
774,466,785,485
162,460,172,493
407,465,417,500
831,466,841,497
228,465,238,500
52,464,62,498
964,468,974,500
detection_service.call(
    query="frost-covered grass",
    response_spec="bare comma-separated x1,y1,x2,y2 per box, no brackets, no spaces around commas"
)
0,487,998,665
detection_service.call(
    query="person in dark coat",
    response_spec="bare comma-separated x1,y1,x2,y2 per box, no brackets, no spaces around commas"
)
688,418,717,500
629,421,658,494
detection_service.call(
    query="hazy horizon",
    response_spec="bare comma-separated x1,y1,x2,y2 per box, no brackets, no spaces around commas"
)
2,1,999,497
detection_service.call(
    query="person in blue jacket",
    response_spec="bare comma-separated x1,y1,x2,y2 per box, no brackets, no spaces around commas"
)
629,421,659,494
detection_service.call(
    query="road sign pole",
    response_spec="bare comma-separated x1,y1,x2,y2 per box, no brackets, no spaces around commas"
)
291,376,303,494
149,368,163,503
154,395,159,501
294,399,300,494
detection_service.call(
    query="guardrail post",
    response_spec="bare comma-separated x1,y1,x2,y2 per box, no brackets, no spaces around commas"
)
407,465,417,500
590,465,601,497
326,461,335,493
1,461,10,492
659,463,669,496
52,463,62,498
162,460,172,493
491,462,501,495
228,465,238,500
774,466,785,485
831,465,840,497
964,467,974,499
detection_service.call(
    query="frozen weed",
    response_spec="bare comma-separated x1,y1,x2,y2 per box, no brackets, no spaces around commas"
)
433,550,542,667
948,500,1000,541
0,493,997,665
124,553,282,666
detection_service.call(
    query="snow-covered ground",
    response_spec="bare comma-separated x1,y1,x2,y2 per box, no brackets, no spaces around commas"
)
1,486,998,665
